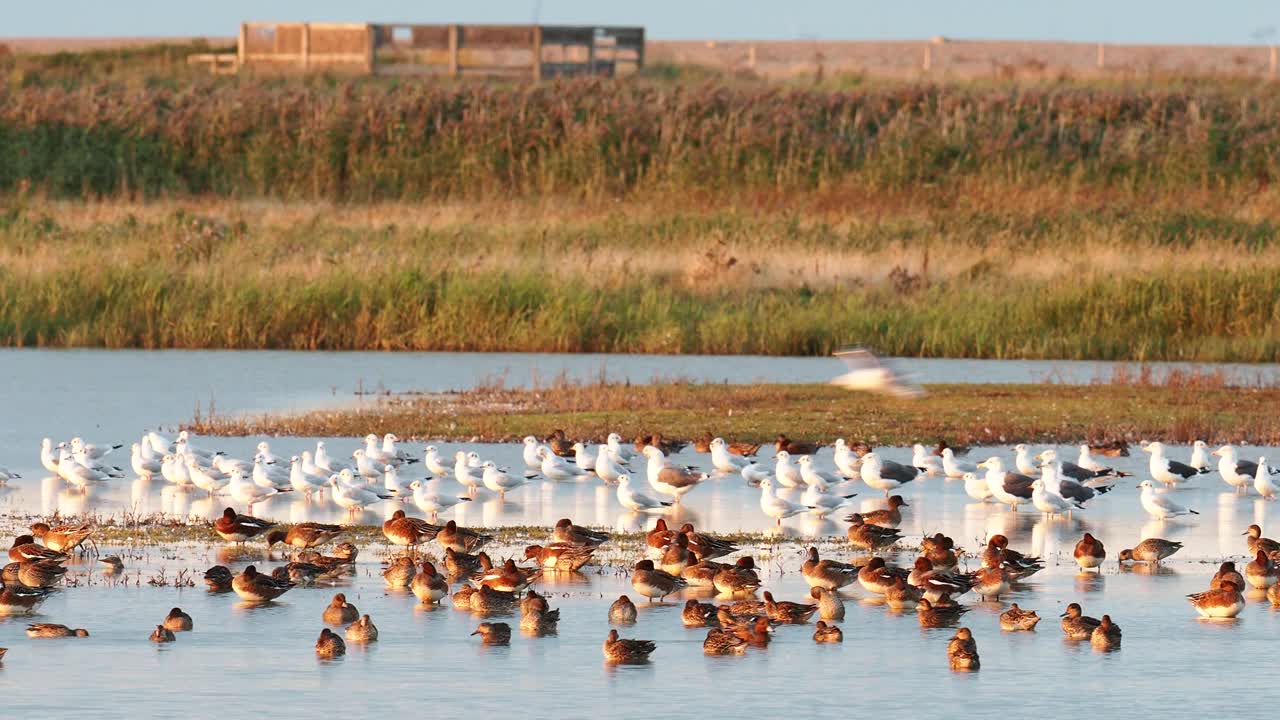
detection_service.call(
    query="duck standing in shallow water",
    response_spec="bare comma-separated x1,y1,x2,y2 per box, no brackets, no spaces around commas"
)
1188,581,1245,618
947,628,980,670
604,629,655,663
999,604,1041,631
1091,615,1122,649
1060,603,1101,639
346,615,379,643
316,628,345,657
609,595,638,624
812,621,843,643
472,622,511,645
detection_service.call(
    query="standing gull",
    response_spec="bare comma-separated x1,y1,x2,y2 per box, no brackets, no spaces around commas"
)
859,452,920,496
1142,442,1200,487
1137,480,1199,520
759,478,813,525
616,474,672,513
976,457,1032,510
941,448,977,479
643,446,708,503
1214,445,1277,492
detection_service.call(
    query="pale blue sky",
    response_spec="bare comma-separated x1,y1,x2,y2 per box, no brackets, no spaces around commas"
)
5,1,1279,44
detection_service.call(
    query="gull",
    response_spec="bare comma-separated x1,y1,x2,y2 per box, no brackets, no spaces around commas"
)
617,473,672,513
1041,448,1125,482
710,438,750,473
300,451,329,480
379,433,417,465
606,433,636,464
71,437,122,461
773,451,804,488
131,443,162,479
801,481,857,518
942,448,977,479
1037,457,1112,507
538,447,588,481
1076,444,1133,478
253,458,290,490
138,436,165,462
362,434,397,467
40,439,64,474
329,474,389,515
642,446,707,503
962,471,992,502
253,453,291,483
290,456,325,496
466,451,483,469
188,457,227,496
1013,445,1039,477
353,449,385,480
522,436,543,469
798,456,842,487
212,454,253,476
455,451,488,492
1142,441,1200,487
832,439,863,479
423,446,451,476
1214,444,1277,492
57,451,120,488
1031,477,1078,517
482,462,528,498
383,464,414,497
174,437,213,462
595,449,628,484
741,462,773,486
1138,479,1199,520
572,443,597,473
1189,440,1212,472
759,478,813,525
255,441,287,467
0,465,18,484
976,457,1032,510
1256,458,1278,501
859,452,920,496
912,444,942,475
146,431,174,453
230,470,282,508
830,347,924,399
314,442,352,474
409,479,470,520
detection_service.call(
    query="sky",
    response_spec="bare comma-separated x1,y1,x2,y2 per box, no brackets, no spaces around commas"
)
5,0,1279,45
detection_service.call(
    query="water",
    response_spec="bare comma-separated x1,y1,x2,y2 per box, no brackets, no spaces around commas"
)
2,348,1279,715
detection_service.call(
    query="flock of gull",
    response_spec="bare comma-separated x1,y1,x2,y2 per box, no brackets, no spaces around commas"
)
1,426,1278,668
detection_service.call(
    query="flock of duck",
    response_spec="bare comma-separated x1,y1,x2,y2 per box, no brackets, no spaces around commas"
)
6,429,1280,668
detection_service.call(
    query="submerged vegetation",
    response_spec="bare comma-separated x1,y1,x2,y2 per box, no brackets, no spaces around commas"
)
187,377,1280,447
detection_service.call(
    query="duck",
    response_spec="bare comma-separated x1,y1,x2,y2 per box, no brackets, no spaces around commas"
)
730,616,773,647
982,535,1044,578
476,558,542,593
632,559,686,602
660,534,694,576
645,518,678,552
917,598,969,628
150,625,176,643
712,557,761,596
345,614,379,643
1211,562,1246,591
907,558,973,602
775,434,821,456
213,508,275,544
315,628,346,657
1060,603,1102,639
609,595,638,624
847,514,903,551
763,591,818,623
1188,581,1245,618
267,523,346,552
857,557,909,595
0,584,49,615
382,510,441,548
437,521,493,553
1073,533,1107,570
1,563,19,584
998,603,1041,631
971,565,1010,601
680,554,725,587
1243,525,1280,555
382,556,417,589
271,563,324,586
634,433,686,456
812,621,844,643
604,629,656,663
323,594,360,625
445,547,483,577
99,555,124,574
163,608,193,632
698,432,760,457
857,496,909,527
678,524,739,560
1268,581,1280,608
1118,538,1183,564
682,599,718,627
27,623,89,638
520,608,560,635
9,536,67,564
1091,615,1122,649
883,577,924,610
469,585,517,615
1089,440,1129,457
18,560,67,589
29,522,94,553
203,565,233,592
545,430,576,458
451,583,476,610
922,533,959,572
1246,550,1280,589
232,565,294,602
411,561,449,604
703,627,749,655
809,586,845,620
519,542,596,572
947,628,980,670
292,547,356,575
801,547,860,590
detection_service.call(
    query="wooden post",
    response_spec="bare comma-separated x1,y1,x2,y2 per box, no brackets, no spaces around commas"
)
587,35,596,74
748,44,756,70
1096,43,1105,70
635,28,645,71
301,23,310,70
923,44,931,72
448,24,459,77
1271,46,1277,78
532,25,543,80
365,23,375,74
237,22,247,68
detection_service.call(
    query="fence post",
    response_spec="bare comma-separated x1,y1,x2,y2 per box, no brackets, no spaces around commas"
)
532,25,543,80
448,24,460,77
1271,46,1277,78
365,23,375,74
923,43,931,72
301,23,310,70
237,22,247,68
1096,43,1105,70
